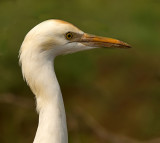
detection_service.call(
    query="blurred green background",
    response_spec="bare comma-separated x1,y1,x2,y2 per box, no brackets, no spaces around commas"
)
0,0,160,143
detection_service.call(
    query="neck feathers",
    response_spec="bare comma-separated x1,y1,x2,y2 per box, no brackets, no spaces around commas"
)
19,44,68,143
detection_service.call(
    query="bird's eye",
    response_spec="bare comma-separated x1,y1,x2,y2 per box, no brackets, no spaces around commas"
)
66,32,73,40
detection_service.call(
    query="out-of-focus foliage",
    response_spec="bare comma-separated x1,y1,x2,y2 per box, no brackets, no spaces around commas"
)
0,0,160,143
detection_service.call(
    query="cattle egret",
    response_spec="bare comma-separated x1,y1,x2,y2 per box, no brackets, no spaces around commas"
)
19,19,131,143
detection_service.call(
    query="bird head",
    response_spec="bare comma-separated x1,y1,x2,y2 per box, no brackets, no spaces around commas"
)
21,19,131,59
19,19,131,109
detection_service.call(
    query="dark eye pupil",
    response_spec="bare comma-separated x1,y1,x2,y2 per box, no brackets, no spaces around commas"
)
66,32,73,39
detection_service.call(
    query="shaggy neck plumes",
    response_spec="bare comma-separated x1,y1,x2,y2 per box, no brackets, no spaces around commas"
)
20,48,68,143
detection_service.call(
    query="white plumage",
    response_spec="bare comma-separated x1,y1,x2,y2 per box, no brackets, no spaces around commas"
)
19,19,130,143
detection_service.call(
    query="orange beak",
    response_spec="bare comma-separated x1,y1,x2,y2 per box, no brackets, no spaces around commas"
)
80,33,131,49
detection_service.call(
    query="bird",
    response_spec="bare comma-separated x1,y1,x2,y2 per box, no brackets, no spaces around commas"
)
19,19,131,143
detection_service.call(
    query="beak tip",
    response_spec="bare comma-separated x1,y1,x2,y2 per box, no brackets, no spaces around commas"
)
119,41,132,49
125,44,132,49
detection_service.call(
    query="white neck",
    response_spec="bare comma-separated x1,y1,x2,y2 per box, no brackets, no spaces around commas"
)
20,49,68,143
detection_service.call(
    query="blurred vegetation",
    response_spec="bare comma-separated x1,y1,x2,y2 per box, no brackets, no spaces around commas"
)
0,0,160,143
